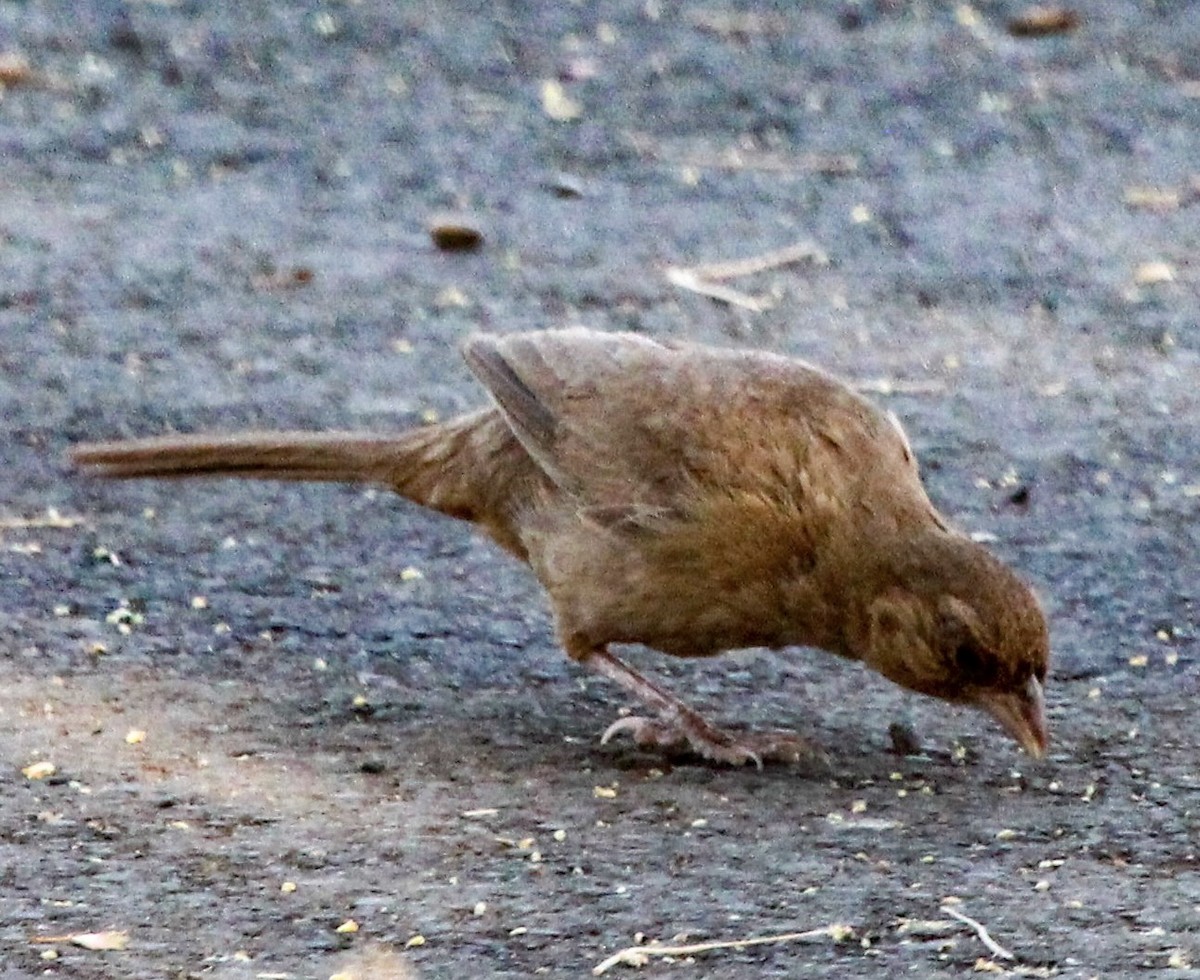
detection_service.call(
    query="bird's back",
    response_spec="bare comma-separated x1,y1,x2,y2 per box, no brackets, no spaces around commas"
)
462,330,943,657
464,329,930,520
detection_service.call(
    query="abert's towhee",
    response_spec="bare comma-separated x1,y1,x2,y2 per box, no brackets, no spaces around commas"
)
72,329,1050,765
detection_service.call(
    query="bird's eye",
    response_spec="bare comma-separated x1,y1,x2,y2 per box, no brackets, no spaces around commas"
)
953,640,997,686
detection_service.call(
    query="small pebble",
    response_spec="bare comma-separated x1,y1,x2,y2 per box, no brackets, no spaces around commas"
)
429,213,485,251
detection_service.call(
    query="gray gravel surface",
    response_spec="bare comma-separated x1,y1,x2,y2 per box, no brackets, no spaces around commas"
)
2,2,1199,977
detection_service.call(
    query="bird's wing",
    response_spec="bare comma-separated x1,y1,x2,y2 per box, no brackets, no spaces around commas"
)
461,328,921,516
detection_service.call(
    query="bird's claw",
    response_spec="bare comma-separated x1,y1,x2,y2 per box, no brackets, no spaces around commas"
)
601,714,823,769
601,715,761,766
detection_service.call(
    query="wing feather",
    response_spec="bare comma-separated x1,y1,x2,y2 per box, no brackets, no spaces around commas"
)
460,329,924,519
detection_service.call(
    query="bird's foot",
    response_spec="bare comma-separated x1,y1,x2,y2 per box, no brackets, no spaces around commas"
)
601,712,824,769
578,646,825,768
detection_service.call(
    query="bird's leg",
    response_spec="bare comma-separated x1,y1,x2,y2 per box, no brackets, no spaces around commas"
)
576,645,822,768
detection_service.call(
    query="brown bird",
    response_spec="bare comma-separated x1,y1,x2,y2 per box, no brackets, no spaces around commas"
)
71,329,1050,765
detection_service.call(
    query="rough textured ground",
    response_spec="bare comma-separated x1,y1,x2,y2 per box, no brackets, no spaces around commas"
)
2,1,1199,977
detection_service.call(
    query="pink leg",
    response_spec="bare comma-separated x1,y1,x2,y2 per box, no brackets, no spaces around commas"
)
578,646,821,768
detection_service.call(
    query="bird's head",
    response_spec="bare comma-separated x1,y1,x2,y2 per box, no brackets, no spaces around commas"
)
860,535,1050,757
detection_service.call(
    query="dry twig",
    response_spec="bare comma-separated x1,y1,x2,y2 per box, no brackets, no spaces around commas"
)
665,241,828,311
0,509,82,531
688,150,859,176
852,377,947,396
941,905,1015,961
626,134,858,176
592,924,853,975
682,241,828,282
664,267,767,311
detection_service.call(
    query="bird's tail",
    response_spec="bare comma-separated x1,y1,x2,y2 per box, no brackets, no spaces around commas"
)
71,430,414,483
71,408,534,553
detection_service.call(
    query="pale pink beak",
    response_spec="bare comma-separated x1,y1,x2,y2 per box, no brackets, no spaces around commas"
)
978,676,1048,758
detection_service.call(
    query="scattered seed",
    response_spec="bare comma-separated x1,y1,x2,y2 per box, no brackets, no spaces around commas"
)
1134,261,1175,285
22,761,56,780
0,51,33,87
1123,186,1181,211
1007,5,1080,37
541,79,582,121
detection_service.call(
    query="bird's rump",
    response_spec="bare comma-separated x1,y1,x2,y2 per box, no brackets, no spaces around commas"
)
69,328,1051,762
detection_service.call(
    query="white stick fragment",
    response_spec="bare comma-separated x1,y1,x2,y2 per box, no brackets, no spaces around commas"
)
30,930,130,951
0,508,82,530
851,378,947,396
682,241,828,282
665,240,829,311
460,808,500,819
592,924,853,975
664,267,768,311
940,906,1015,961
